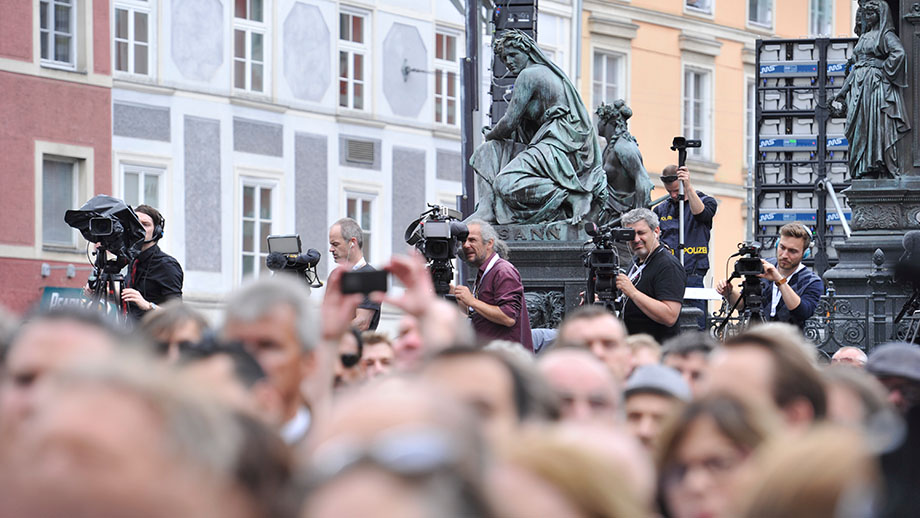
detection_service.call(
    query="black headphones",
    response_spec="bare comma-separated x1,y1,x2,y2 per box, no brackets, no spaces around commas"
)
151,213,165,242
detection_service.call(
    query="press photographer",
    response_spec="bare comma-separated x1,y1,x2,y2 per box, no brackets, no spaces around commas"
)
583,221,635,310
121,204,183,320
716,223,823,330
615,208,686,342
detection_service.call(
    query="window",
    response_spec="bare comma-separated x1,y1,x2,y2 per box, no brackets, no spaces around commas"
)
748,0,773,28
593,52,623,108
241,182,275,279
435,31,459,125
42,158,79,248
745,78,755,170
683,68,711,159
122,164,162,208
234,0,266,92
339,11,367,110
810,0,833,36
40,0,76,68
686,0,712,14
345,193,374,261
114,2,150,75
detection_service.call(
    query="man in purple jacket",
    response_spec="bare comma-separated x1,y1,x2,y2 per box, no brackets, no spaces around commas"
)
452,220,533,351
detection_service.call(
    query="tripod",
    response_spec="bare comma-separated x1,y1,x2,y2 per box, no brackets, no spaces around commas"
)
714,272,764,340
86,248,128,322
893,286,920,344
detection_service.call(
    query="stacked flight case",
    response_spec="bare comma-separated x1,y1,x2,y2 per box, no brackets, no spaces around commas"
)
755,38,857,276
489,0,538,123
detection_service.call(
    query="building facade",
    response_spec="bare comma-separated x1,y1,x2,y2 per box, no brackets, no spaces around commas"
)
579,0,856,290
0,0,576,320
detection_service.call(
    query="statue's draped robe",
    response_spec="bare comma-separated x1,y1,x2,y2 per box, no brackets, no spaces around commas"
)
845,1,910,178
603,133,653,214
471,48,606,224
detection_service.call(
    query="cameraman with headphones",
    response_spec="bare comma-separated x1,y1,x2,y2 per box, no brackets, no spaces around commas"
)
121,205,183,320
716,223,823,330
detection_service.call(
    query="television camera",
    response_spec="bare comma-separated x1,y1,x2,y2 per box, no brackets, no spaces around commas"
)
64,195,147,318
405,204,469,296
715,241,766,337
583,221,635,311
266,234,324,288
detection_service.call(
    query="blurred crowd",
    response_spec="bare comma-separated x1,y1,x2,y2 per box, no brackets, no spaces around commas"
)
0,251,918,518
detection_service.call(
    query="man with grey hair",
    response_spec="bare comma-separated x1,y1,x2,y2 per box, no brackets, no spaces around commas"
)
222,276,319,444
452,219,533,351
832,346,868,367
616,208,686,342
329,217,380,331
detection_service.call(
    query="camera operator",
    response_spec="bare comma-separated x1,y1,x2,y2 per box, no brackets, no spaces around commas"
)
328,218,380,331
716,223,824,330
122,205,183,320
451,220,533,351
654,165,718,329
615,208,686,342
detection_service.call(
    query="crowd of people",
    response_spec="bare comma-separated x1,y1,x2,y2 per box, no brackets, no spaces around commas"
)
2,234,920,517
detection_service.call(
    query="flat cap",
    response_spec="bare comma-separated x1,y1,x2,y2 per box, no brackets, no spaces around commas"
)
867,342,920,383
624,364,692,402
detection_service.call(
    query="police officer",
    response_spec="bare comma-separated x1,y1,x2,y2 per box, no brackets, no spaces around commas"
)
653,165,718,329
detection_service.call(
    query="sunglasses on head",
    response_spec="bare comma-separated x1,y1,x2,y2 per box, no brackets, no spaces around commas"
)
340,353,361,368
661,175,679,183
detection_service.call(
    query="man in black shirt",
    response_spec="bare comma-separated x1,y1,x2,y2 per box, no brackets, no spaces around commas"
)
122,205,183,320
329,217,380,331
615,208,686,342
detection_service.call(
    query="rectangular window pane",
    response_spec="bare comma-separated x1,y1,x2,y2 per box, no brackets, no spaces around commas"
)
124,172,140,207
235,61,246,88
43,159,75,245
361,200,371,229
251,32,263,62
251,64,263,92
339,51,348,79
260,222,272,252
242,255,254,276
435,95,443,122
446,35,456,62
340,80,348,107
436,33,444,60
115,8,129,39
606,57,617,85
235,30,246,59
593,53,602,82
134,12,148,43
54,35,71,63
340,14,349,41
235,0,246,19
251,0,263,22
243,186,255,218
352,16,363,44
243,220,255,252
260,187,271,219
41,30,49,60
353,83,363,110
447,71,456,97
116,41,129,71
41,2,49,30
346,198,356,219
435,70,442,95
144,173,159,207
447,98,456,125
54,4,71,33
135,44,148,75
353,53,363,81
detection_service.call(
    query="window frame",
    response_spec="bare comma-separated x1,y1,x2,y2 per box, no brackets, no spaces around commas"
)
434,29,460,126
809,0,834,36
40,0,77,70
113,0,153,77
121,163,164,209
343,190,376,263
41,157,80,249
592,50,625,110
747,0,774,30
338,9,369,111
681,65,713,160
685,0,714,16
239,177,279,282
233,0,270,94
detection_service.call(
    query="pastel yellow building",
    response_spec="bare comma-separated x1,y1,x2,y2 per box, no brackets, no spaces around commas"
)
578,0,856,296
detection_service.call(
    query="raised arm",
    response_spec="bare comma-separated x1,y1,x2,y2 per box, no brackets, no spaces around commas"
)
485,69,536,141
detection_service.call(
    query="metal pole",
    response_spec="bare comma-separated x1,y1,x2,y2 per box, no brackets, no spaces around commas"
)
459,0,479,220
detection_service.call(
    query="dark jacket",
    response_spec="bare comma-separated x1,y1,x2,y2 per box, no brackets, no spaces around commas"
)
654,191,718,275
126,244,183,320
759,258,823,330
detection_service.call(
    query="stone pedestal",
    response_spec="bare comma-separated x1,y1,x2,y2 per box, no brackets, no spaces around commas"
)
822,178,920,345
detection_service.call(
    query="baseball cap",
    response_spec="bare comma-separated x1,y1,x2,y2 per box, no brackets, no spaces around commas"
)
866,342,920,383
624,364,692,402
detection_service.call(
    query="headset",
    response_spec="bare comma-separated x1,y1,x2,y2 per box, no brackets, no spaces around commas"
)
142,212,165,243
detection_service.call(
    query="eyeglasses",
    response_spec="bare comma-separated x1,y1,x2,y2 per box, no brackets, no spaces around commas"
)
340,353,361,368
155,340,198,356
307,427,458,487
663,452,746,488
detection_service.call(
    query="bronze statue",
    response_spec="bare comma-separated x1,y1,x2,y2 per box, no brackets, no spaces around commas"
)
595,101,653,216
468,30,607,225
830,0,911,179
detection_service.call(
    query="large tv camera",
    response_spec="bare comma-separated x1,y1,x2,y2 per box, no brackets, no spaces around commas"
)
405,204,469,296
266,234,323,288
64,195,147,317
715,241,766,336
583,221,635,310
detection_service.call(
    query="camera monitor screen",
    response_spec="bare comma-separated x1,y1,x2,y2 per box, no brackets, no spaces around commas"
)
423,221,451,238
267,234,301,255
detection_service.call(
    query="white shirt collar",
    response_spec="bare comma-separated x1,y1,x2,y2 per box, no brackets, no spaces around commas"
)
771,263,806,317
352,258,367,270
280,406,311,445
